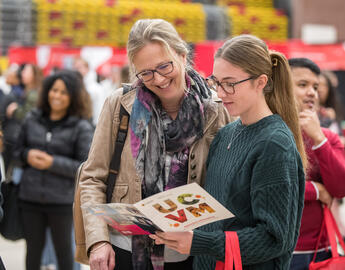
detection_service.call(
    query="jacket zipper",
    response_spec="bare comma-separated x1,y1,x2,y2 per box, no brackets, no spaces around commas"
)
46,131,52,142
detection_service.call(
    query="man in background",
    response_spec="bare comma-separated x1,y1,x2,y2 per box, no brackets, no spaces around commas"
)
289,58,345,269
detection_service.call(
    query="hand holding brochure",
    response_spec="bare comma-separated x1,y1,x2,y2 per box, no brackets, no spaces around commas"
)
84,183,233,235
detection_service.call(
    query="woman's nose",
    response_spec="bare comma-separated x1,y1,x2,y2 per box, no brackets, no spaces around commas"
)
152,72,166,84
216,86,227,98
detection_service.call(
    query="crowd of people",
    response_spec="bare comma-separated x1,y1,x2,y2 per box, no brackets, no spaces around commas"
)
0,61,130,270
0,18,345,270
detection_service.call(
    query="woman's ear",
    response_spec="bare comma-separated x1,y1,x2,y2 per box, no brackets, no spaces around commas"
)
181,54,187,66
256,74,268,92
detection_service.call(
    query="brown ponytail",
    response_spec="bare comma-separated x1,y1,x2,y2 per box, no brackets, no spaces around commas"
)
267,52,307,169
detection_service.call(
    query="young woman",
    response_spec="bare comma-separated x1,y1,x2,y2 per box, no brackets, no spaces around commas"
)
79,19,231,270
152,35,307,270
15,70,94,270
0,63,43,172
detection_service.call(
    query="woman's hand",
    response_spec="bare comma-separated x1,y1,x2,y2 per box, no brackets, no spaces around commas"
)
314,182,333,208
89,242,115,270
149,231,193,254
6,102,18,118
27,149,53,170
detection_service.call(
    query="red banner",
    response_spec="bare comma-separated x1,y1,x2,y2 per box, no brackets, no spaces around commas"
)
7,40,345,77
194,40,345,76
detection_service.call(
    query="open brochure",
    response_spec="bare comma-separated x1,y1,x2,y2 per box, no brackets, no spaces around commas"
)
83,183,234,236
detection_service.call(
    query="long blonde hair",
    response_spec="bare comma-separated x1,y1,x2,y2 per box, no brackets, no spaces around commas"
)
215,35,307,169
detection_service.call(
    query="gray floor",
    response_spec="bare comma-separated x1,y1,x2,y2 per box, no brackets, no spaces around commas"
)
0,236,89,270
1,203,345,270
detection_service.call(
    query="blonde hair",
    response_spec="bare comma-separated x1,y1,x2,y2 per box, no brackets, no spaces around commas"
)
215,35,307,169
127,19,191,89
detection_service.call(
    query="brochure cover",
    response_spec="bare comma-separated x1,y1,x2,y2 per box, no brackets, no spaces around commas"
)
84,183,234,235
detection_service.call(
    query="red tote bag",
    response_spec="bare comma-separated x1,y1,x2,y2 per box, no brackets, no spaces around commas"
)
215,231,243,270
309,206,345,270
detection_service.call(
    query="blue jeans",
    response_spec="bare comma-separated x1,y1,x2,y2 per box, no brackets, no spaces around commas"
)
41,229,56,266
41,228,81,270
290,250,332,270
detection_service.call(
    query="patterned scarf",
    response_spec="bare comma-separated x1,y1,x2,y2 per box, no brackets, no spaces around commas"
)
129,69,211,270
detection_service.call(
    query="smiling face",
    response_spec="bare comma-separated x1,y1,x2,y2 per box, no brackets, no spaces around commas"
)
48,79,71,117
133,42,186,107
291,67,319,112
212,58,260,120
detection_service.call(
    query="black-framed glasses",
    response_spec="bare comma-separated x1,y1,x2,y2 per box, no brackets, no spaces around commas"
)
206,75,254,94
136,61,174,82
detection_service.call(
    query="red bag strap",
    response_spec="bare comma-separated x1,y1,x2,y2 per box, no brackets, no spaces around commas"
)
224,231,235,270
324,206,338,258
312,205,345,263
215,232,242,270
229,232,242,270
324,206,345,257
328,207,345,251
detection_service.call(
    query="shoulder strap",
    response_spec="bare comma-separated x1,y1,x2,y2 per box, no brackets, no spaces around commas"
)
106,85,132,203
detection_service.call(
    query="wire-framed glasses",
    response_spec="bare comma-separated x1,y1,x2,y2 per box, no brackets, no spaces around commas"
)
136,61,174,82
206,75,254,94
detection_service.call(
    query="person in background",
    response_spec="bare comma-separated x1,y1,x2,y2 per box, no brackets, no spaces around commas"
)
151,34,306,270
120,65,130,84
0,67,11,100
0,63,42,172
316,70,345,240
0,128,7,270
14,70,94,270
79,18,230,270
0,65,20,105
4,64,24,98
288,58,345,270
318,71,344,136
73,57,104,125
0,189,5,270
100,65,122,98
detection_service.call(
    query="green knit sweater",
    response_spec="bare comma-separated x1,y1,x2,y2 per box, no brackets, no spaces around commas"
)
191,114,305,270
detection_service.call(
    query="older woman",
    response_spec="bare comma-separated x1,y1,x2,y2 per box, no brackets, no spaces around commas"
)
79,19,230,270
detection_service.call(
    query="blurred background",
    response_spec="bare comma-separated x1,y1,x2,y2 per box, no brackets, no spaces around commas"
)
0,0,345,269
1,0,345,115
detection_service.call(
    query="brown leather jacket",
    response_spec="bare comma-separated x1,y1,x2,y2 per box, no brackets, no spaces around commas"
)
80,87,231,251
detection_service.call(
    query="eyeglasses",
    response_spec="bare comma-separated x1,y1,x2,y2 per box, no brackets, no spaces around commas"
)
136,61,174,82
206,75,254,95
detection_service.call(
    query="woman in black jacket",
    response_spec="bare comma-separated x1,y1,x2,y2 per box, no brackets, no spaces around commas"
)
0,128,6,270
15,70,94,270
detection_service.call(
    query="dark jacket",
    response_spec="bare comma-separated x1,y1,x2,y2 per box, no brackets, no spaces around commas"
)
15,109,94,204
0,88,35,171
0,181,3,221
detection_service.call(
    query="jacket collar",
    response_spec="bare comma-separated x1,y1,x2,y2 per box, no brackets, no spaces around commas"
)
120,87,136,115
32,108,80,127
203,94,220,135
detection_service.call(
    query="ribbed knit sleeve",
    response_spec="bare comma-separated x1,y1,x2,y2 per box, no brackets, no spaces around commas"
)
237,132,304,264
191,127,305,269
